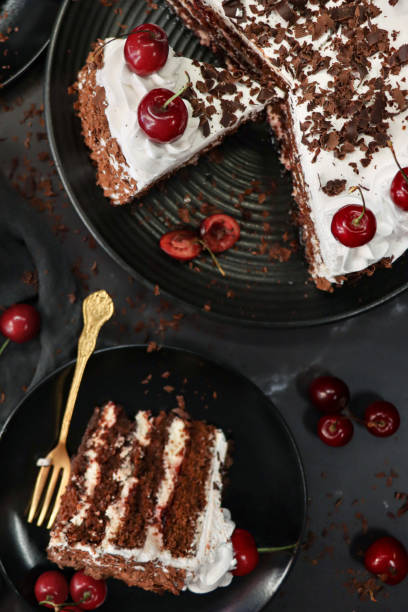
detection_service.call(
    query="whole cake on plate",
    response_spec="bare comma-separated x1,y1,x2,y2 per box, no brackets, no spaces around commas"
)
163,0,408,289
47,402,236,595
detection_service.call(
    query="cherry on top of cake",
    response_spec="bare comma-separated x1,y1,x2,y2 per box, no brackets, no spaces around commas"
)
96,24,276,145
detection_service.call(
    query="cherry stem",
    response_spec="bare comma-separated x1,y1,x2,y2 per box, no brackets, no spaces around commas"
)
198,240,226,277
344,409,387,429
257,543,297,553
388,140,408,187
39,598,81,611
92,33,129,59
80,591,91,603
0,338,10,356
162,80,191,110
349,185,366,226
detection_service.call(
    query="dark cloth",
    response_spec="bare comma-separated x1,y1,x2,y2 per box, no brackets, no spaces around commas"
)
0,170,80,430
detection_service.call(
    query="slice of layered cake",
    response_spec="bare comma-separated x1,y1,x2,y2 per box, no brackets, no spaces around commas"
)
74,30,279,205
165,0,408,288
47,402,235,595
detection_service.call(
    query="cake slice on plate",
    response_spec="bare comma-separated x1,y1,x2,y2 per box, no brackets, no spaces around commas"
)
74,33,279,205
47,402,235,595
164,0,408,289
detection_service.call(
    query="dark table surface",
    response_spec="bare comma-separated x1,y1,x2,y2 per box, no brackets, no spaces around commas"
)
1,54,408,612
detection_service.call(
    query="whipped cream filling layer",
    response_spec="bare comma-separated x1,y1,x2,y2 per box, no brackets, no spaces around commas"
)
95,40,269,200
69,402,118,528
193,0,408,280
49,412,235,594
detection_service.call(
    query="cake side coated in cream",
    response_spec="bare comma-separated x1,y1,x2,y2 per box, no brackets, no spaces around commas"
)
164,0,408,285
47,404,235,595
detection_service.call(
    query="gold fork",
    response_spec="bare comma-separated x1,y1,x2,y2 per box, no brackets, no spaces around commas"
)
27,290,114,529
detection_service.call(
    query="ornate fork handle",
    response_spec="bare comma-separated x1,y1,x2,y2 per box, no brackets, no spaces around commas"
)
59,290,114,444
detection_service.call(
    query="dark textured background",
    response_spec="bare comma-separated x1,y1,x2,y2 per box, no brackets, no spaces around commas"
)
1,51,408,612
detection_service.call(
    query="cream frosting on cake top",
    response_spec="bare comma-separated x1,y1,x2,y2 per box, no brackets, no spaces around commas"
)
192,0,408,281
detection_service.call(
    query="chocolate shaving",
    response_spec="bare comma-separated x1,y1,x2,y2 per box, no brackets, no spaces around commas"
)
222,0,245,19
322,179,347,196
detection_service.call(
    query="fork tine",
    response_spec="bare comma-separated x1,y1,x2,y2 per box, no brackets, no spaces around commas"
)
27,465,51,523
46,468,70,529
36,466,61,527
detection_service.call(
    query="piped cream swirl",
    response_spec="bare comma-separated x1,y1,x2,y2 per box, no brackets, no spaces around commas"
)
96,42,200,187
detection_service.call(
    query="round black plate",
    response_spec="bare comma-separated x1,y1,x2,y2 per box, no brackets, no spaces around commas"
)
0,345,306,612
45,0,408,326
0,0,60,87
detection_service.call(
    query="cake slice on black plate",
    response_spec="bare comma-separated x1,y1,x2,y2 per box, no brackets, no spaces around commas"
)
73,25,280,205
47,402,236,595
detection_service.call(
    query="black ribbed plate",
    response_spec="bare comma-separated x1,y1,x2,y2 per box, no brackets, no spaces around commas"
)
0,0,60,86
0,345,306,611
45,0,408,327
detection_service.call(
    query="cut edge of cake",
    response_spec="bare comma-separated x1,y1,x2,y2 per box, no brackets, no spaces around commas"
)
47,402,236,595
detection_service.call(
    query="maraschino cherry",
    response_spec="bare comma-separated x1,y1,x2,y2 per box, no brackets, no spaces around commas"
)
138,86,188,143
70,572,107,610
309,375,350,413
388,141,408,211
34,570,69,609
365,401,400,438
232,529,259,576
317,414,353,447
364,536,408,585
231,529,296,577
0,303,41,356
160,229,202,261
124,24,169,76
200,214,241,253
331,185,376,247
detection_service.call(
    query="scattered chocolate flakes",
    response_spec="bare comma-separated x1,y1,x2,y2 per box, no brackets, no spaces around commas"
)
21,270,38,288
391,44,408,67
322,179,347,196
275,1,295,23
176,395,185,410
222,0,245,20
345,570,383,602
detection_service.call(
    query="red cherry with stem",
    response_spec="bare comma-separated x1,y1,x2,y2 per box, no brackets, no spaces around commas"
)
34,570,69,609
160,229,201,261
331,185,376,247
308,376,350,413
318,414,353,447
388,141,408,211
231,529,259,576
138,86,188,143
365,401,400,438
364,536,408,585
0,303,41,355
70,572,107,610
124,24,169,76
200,214,241,253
